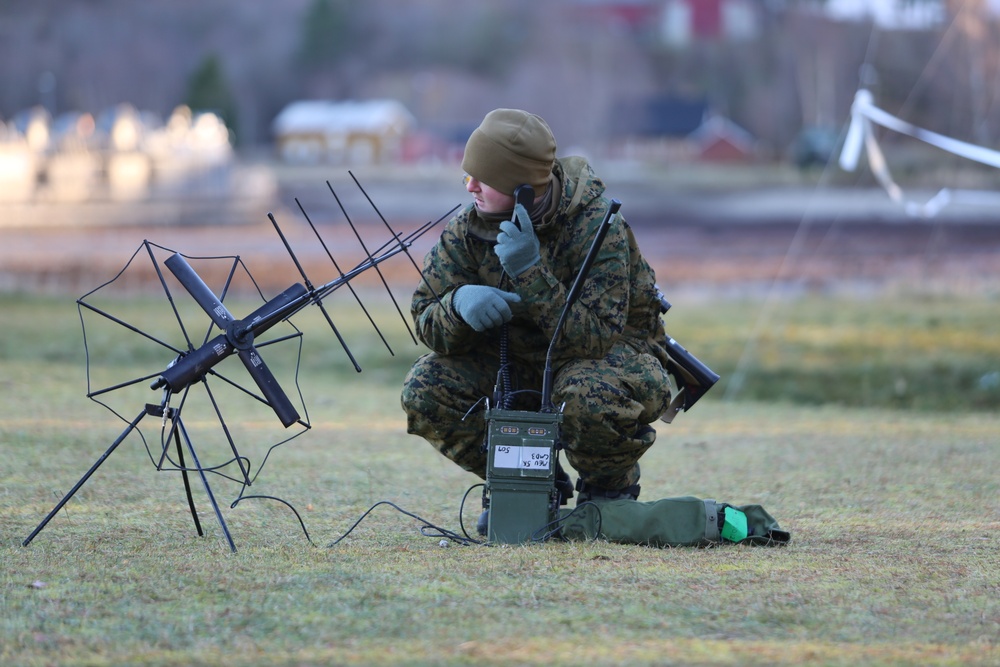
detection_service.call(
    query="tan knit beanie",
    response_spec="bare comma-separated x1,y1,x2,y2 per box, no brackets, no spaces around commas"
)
461,109,557,195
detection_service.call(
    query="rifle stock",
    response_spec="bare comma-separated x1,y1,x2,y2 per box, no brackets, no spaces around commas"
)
656,288,720,422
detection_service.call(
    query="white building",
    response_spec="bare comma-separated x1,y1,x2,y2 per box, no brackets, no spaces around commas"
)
272,99,416,165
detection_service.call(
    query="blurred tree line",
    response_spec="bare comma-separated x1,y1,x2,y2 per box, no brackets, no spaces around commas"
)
0,0,996,158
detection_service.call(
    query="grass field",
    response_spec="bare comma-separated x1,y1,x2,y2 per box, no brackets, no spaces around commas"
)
1,292,997,666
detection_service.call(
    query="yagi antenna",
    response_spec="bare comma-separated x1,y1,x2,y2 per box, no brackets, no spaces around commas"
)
269,209,364,371
326,180,418,345
151,175,454,426
348,170,454,324
23,172,458,552
293,198,393,360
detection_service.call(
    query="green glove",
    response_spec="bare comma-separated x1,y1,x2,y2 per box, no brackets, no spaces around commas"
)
495,204,540,277
452,285,521,331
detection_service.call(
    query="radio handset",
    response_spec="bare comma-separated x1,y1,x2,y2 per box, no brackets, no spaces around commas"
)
511,184,535,229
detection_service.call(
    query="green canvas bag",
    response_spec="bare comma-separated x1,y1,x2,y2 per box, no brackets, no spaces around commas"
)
557,495,790,547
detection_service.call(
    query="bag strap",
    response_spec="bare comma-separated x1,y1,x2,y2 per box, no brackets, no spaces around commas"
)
703,499,720,543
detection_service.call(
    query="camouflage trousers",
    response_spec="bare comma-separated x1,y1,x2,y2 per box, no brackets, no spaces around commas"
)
400,340,671,491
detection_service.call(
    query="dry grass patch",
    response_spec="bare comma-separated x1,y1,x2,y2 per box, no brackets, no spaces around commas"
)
1,294,997,666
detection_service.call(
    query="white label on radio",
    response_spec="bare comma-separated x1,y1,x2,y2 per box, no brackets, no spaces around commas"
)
494,445,551,469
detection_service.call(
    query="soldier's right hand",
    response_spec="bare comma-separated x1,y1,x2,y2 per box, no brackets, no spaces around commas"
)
452,285,521,331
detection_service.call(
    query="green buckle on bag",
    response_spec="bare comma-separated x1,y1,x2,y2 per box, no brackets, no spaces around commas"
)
721,507,749,543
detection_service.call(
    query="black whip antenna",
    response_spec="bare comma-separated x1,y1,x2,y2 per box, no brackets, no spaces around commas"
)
540,199,621,412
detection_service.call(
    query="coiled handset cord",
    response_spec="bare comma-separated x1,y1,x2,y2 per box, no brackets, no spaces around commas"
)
494,185,536,410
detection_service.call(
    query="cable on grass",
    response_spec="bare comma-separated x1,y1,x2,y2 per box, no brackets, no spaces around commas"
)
231,494,315,545
230,485,489,548
458,483,485,542
327,500,484,548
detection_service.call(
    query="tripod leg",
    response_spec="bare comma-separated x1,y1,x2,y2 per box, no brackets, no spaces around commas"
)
22,408,147,547
176,418,237,552
172,425,203,537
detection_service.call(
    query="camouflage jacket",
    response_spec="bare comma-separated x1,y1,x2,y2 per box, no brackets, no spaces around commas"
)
411,156,670,370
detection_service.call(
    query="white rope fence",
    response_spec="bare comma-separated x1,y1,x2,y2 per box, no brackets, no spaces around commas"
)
839,89,1000,218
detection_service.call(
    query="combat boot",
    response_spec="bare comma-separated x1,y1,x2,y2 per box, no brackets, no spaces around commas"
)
575,478,641,504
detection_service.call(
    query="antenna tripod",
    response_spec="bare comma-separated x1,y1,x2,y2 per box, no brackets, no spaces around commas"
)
23,398,238,552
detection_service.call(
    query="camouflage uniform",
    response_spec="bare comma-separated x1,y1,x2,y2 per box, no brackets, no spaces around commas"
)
401,156,672,492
